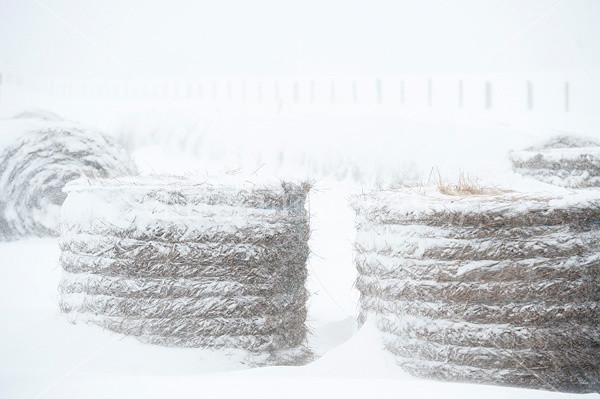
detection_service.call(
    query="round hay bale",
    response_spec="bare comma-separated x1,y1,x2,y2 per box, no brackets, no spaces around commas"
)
58,176,312,364
352,187,600,393
510,135,600,188
0,125,136,241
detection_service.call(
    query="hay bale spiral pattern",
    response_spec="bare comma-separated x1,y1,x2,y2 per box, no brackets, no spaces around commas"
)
510,135,600,188
58,177,311,362
0,126,136,240
352,189,600,393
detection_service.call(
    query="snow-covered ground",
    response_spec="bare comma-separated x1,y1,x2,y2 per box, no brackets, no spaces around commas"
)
1,84,599,398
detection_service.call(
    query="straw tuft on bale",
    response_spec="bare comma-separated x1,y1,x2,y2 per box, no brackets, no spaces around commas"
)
0,125,136,241
352,186,600,393
58,176,312,365
510,135,600,188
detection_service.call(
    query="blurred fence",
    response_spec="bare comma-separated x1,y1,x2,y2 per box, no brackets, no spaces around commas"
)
4,74,600,122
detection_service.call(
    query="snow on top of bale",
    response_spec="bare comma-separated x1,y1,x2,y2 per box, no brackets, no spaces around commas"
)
64,174,310,195
528,134,600,150
351,184,600,227
62,176,311,243
64,175,311,211
511,139,600,163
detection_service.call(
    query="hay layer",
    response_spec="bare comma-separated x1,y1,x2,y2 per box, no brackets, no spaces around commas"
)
352,188,600,392
378,315,600,350
0,125,136,240
355,253,600,282
400,360,600,393
510,135,600,188
59,177,311,362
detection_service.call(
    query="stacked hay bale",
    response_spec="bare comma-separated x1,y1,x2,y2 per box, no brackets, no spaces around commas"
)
0,123,136,241
352,186,600,393
58,176,311,364
510,135,600,188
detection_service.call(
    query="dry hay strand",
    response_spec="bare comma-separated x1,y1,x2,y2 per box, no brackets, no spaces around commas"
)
61,229,309,266
0,125,136,241
60,251,307,284
510,135,600,188
355,274,600,303
60,292,307,319
355,231,600,261
352,186,600,392
59,176,312,362
59,271,303,299
355,252,600,283
378,315,600,351
359,296,600,326
385,336,600,373
78,314,305,341
399,359,600,393
437,171,507,197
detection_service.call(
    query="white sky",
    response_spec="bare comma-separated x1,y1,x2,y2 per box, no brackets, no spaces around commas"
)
0,0,598,79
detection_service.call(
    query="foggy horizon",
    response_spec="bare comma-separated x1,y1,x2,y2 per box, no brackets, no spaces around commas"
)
1,0,599,80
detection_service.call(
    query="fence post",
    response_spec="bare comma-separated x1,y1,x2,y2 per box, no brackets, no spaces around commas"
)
527,81,533,111
565,82,569,112
376,78,382,104
485,81,492,110
330,81,335,104
400,80,405,105
258,80,263,102
293,81,299,103
428,79,432,107
173,82,179,99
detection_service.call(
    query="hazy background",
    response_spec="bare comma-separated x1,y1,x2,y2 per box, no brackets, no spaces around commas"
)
1,0,598,80
2,4,600,398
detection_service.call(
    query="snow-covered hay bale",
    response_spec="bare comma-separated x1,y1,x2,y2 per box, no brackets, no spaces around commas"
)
0,126,136,241
58,176,311,364
352,187,600,393
510,135,600,188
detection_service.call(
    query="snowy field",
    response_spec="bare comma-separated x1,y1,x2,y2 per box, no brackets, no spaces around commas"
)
1,82,599,399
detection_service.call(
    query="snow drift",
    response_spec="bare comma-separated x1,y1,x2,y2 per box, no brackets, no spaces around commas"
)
352,185,600,393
